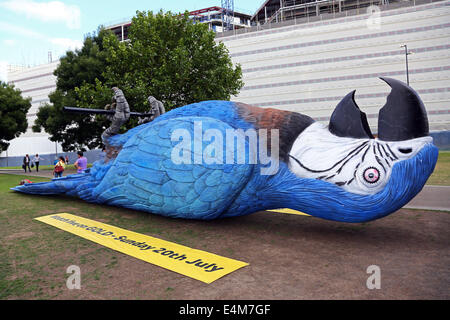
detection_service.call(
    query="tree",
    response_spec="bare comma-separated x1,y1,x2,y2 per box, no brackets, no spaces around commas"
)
0,81,31,152
32,29,112,152
99,10,244,111
34,10,244,151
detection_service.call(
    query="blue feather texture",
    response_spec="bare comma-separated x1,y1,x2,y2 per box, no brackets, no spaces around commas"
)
225,143,438,222
91,115,255,219
11,101,439,223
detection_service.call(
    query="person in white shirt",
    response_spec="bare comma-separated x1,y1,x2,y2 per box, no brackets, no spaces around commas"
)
33,154,44,172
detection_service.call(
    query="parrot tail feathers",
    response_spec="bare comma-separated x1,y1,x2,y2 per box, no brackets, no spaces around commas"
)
11,173,94,199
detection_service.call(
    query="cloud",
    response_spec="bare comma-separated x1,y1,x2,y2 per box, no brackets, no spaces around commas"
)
0,21,82,50
0,21,43,38
0,0,81,29
50,38,83,51
3,39,17,47
0,21,83,64
0,61,7,82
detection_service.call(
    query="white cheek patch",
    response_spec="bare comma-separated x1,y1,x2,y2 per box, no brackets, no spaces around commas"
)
288,122,433,195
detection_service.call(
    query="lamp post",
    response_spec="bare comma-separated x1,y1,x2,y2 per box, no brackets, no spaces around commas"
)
400,44,411,86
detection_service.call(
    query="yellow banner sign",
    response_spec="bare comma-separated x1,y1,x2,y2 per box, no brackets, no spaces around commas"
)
267,208,309,216
35,213,248,284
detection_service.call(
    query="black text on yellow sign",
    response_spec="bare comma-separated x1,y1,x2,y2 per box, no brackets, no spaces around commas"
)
35,213,248,284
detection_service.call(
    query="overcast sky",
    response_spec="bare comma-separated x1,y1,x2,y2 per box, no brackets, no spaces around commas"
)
0,0,263,82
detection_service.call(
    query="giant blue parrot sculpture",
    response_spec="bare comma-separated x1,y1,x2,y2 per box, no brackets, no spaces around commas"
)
12,78,438,222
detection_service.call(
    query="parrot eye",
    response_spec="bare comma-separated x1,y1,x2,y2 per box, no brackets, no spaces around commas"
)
363,167,380,184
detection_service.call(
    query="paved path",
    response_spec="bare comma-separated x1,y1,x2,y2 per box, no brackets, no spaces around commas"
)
404,185,450,212
0,168,79,178
2,169,449,212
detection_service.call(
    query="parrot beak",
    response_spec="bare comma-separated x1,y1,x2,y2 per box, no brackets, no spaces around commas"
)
377,77,429,141
328,90,374,139
329,77,430,141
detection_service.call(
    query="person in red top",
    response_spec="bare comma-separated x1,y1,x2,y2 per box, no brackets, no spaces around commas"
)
53,156,66,178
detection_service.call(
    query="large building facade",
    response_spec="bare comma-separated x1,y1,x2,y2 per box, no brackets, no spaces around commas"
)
1,0,449,166
0,62,61,166
1,61,100,167
218,0,450,138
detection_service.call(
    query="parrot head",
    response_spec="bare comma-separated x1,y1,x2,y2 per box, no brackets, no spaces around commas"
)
284,77,438,222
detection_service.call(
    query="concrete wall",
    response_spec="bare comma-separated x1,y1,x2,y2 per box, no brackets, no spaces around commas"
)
0,149,102,168
431,130,450,150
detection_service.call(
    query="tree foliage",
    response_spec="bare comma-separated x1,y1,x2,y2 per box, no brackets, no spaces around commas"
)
0,81,31,152
101,10,244,110
33,29,111,152
33,10,243,151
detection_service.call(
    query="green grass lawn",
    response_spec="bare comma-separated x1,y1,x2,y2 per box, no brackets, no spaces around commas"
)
0,173,207,299
427,151,450,186
0,150,448,299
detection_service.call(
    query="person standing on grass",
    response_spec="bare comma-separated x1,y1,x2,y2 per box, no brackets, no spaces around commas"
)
53,156,66,178
23,154,31,172
33,154,44,172
74,151,87,174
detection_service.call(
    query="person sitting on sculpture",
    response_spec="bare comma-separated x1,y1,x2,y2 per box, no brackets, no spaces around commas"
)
101,87,131,141
138,96,166,125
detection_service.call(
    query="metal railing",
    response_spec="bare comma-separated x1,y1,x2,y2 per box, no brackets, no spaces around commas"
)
216,0,445,38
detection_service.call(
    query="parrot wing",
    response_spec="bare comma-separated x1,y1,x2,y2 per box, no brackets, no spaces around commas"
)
92,116,255,219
